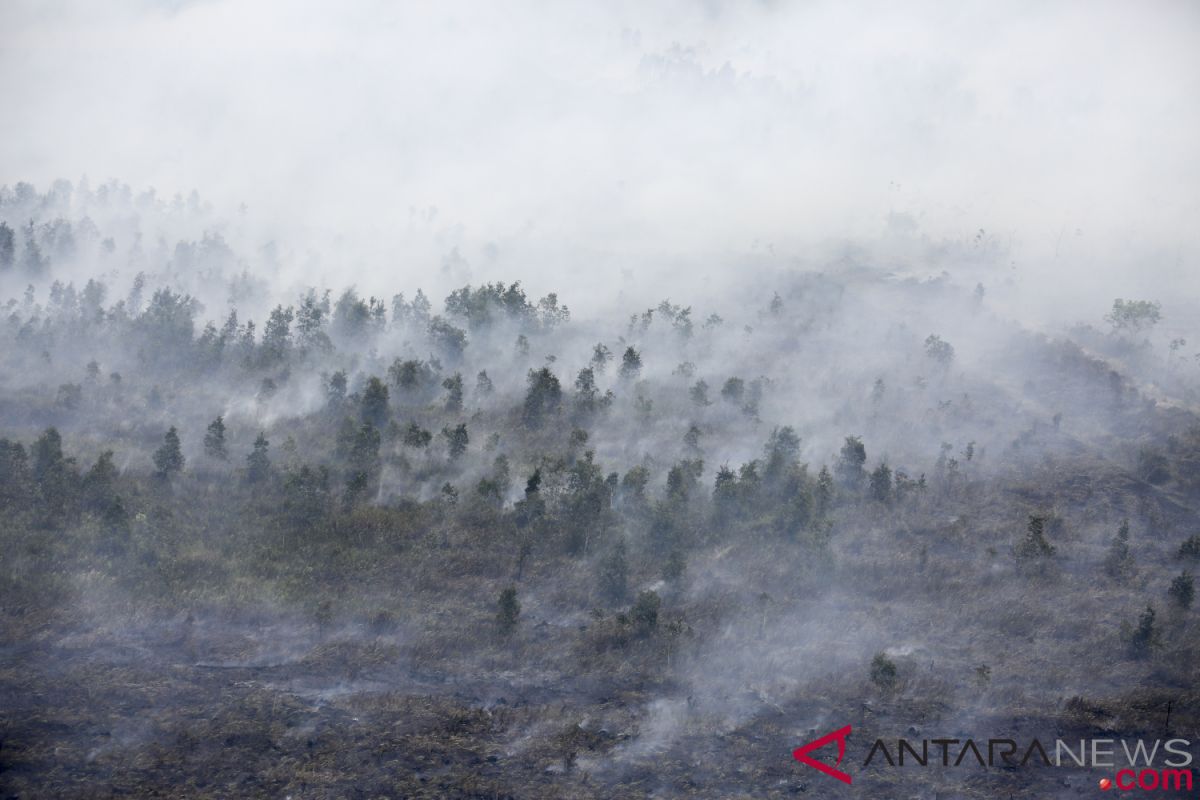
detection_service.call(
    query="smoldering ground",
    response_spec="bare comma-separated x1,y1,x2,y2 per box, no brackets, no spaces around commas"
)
2,2,1200,798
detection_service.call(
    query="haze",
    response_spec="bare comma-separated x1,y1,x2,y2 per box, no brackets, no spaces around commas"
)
3,0,1198,313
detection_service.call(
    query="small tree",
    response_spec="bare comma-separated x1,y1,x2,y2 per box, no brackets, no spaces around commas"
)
924,334,955,366
591,343,612,373
442,423,469,459
153,427,185,478
836,436,867,489
630,590,660,635
1105,299,1162,333
1178,535,1200,561
870,652,898,693
497,587,520,636
619,346,642,380
523,367,562,429
869,461,893,504
1103,519,1134,578
360,376,390,426
245,432,271,483
1128,605,1161,658
326,370,348,408
1016,515,1056,560
403,422,432,450
204,415,228,460
1168,571,1194,610
442,372,464,412
815,466,834,517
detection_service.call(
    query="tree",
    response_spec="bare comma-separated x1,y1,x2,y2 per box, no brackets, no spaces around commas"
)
870,652,898,693
574,367,598,416
476,370,493,396
153,427,185,478
1168,571,1194,610
1103,519,1134,578
428,316,467,361
836,436,867,489
442,423,469,459
348,423,381,476
260,304,294,363
523,367,562,429
1016,515,1056,560
327,370,348,408
403,423,432,450
924,334,955,366
815,466,834,517
0,439,32,510
1178,535,1200,561
721,377,744,404
689,379,711,407
591,343,612,373
1128,605,1161,658
619,346,642,380
31,427,75,524
204,416,228,460
442,373,464,413
630,590,660,635
360,376,390,427
869,461,893,504
245,432,271,483
1105,299,1162,333
497,587,520,636
0,221,14,271
82,450,125,526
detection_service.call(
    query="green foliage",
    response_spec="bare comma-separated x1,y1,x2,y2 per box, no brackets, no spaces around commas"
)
923,334,955,366
1128,605,1161,658
442,372,464,413
1178,535,1200,561
870,652,898,692
153,426,185,478
522,367,562,429
1016,515,1056,560
1104,519,1134,578
619,346,642,380
869,461,893,504
1168,571,1194,610
360,377,390,427
442,423,469,460
1105,298,1162,333
245,432,271,484
630,590,660,635
720,377,744,404
836,436,867,489
204,416,227,460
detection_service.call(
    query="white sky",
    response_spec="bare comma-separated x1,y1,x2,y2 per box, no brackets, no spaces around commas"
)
2,0,1198,310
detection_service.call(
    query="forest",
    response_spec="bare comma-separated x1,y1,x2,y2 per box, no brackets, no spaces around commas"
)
1,179,1198,798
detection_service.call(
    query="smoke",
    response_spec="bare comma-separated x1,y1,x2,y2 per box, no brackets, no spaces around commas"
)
2,0,1198,316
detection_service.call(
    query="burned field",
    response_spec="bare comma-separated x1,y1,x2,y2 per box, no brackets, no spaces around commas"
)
1,184,1199,797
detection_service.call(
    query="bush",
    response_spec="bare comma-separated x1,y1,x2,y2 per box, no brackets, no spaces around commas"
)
497,587,520,636
870,652,898,693
1168,571,1194,610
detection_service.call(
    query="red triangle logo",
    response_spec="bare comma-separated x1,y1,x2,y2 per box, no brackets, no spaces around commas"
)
793,725,852,785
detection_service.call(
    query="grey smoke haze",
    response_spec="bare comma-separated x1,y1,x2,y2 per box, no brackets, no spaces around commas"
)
2,0,1198,313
